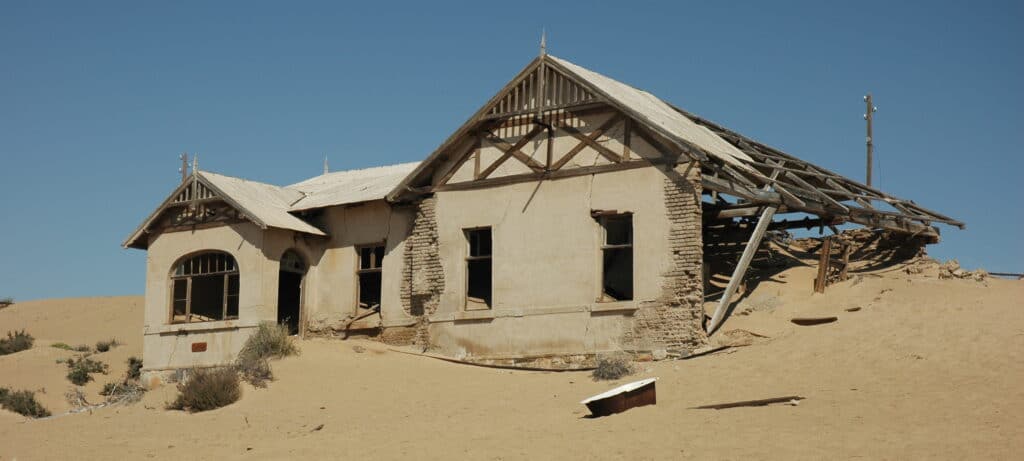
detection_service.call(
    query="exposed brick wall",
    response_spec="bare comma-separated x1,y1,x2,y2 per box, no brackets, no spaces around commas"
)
393,197,444,346
625,164,707,351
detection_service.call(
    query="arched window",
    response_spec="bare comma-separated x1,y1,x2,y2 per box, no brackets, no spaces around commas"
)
170,251,240,323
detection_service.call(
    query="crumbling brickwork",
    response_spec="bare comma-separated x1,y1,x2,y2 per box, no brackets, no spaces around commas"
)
392,197,445,346
626,165,708,351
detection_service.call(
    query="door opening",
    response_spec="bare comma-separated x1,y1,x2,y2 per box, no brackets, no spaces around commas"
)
277,250,306,335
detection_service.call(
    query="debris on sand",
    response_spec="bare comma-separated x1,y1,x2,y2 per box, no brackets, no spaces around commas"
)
692,395,804,410
937,259,988,282
791,317,838,326
716,329,770,347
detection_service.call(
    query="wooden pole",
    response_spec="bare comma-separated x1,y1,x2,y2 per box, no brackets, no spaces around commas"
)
814,237,832,293
706,205,777,335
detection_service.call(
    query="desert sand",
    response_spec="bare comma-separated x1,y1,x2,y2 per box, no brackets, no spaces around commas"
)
1,260,1022,460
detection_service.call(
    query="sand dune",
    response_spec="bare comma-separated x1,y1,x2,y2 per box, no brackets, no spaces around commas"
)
1,268,1022,459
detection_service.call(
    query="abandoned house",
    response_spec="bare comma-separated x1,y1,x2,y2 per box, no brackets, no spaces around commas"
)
124,52,962,381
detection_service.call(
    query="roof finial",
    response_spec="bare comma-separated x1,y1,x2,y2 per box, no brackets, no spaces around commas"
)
539,28,546,57
323,154,329,175
192,153,199,176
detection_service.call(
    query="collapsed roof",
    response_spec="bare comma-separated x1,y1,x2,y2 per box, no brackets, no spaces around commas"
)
388,54,964,239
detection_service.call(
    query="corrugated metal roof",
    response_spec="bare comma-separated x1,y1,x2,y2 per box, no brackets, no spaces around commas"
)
287,162,420,211
548,55,754,169
198,171,326,236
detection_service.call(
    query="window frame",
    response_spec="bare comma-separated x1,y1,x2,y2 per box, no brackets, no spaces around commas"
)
464,227,493,309
598,213,634,302
355,243,386,311
167,251,240,324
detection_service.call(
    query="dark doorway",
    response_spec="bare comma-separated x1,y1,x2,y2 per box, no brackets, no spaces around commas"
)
277,250,306,335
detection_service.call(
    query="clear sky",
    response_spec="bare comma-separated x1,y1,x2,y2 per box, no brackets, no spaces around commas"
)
1,1,1021,301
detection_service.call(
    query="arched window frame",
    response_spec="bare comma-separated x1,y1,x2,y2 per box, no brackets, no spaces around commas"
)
168,251,240,324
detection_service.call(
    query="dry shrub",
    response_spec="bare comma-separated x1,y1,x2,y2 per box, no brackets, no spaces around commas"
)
168,367,241,412
0,297,12,309
235,322,297,387
0,387,51,418
127,356,143,380
95,339,120,353
66,357,108,385
0,330,34,356
591,353,636,381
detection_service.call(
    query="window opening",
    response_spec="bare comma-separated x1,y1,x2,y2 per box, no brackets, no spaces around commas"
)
465,228,493,308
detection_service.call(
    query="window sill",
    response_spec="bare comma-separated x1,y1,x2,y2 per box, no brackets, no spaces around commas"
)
429,302,639,323
145,319,261,336
590,302,639,313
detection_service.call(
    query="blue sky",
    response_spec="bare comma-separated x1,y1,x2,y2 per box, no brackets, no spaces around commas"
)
1,1,1021,300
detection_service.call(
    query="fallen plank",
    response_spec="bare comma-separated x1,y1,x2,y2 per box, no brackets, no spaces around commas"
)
790,316,838,326
691,396,805,410
679,345,731,360
387,348,595,372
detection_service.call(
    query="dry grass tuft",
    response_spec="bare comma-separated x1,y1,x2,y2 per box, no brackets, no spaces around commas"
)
168,367,241,412
95,339,120,353
0,330,34,356
235,322,298,387
127,356,143,380
591,353,636,381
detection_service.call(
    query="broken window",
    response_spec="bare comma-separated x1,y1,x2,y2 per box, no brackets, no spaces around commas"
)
170,251,240,323
465,228,492,308
601,214,633,301
357,245,385,311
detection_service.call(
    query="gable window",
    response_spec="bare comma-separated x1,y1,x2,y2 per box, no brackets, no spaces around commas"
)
357,244,385,311
170,251,239,323
600,214,633,301
465,228,492,308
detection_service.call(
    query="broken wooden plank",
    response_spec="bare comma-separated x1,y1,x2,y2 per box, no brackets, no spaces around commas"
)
707,205,777,335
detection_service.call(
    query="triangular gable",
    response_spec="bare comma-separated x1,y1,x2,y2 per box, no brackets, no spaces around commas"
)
123,173,325,249
387,55,695,200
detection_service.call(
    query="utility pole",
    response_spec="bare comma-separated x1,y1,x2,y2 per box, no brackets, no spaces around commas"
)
864,94,877,186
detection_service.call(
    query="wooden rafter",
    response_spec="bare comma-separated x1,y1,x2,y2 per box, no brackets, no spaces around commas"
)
477,125,546,180
551,113,624,169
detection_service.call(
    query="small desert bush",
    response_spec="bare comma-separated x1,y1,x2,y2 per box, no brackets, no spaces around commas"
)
66,357,108,385
51,342,73,351
127,356,143,380
591,353,636,381
95,339,120,353
235,322,297,387
168,367,241,412
0,297,13,308
0,387,51,418
0,330,34,356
